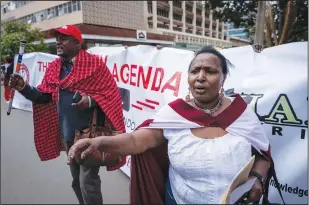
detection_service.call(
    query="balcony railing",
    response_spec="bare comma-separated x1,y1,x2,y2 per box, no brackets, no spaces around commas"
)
173,27,182,32
174,1,182,8
157,1,169,11
173,19,183,26
157,23,169,29
157,16,170,24
186,1,193,6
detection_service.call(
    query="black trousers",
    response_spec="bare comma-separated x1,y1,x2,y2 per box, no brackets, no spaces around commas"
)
65,141,103,205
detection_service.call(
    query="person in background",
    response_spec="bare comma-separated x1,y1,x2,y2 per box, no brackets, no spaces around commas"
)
8,25,125,204
68,46,284,204
3,56,14,101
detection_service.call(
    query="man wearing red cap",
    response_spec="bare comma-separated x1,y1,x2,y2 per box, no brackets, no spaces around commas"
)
9,25,126,204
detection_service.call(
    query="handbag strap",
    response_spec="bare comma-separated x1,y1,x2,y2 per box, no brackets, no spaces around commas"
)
90,107,98,134
272,166,286,204
262,162,286,204
252,148,285,205
90,107,113,135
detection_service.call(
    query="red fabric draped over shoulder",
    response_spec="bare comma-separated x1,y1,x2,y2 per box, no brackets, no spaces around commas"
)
129,95,276,204
32,49,126,171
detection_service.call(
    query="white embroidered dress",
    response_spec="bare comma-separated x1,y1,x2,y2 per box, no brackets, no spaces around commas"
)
164,129,252,204
137,95,270,204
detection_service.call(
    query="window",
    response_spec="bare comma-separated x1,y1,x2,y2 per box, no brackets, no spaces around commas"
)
2,1,32,12
47,9,51,19
42,11,47,21
1,3,9,14
72,1,77,12
59,5,64,15
186,17,192,24
33,13,39,22
26,15,33,24
63,3,68,14
174,27,182,32
10,2,16,11
186,29,192,34
14,1,81,23
68,2,73,13
36,11,43,21
46,8,55,19
196,9,202,16
77,1,81,10
148,3,152,13
157,8,168,18
31,15,37,23
174,1,182,8
54,7,59,17
158,24,169,29
173,13,182,21
186,5,192,12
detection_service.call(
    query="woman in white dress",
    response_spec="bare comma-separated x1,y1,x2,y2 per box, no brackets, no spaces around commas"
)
68,46,283,204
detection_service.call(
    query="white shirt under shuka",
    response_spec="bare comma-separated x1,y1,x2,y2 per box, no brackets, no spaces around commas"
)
164,128,252,204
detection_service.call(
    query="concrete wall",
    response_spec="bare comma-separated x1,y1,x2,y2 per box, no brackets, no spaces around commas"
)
31,11,83,31
82,1,147,30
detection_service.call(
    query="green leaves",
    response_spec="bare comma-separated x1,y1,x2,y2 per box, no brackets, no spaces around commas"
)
1,21,49,61
205,0,308,45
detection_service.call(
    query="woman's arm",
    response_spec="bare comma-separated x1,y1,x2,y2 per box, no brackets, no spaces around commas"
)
68,128,166,162
247,150,271,202
95,128,165,155
251,150,271,181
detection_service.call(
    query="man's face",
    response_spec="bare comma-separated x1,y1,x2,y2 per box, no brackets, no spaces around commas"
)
55,33,79,58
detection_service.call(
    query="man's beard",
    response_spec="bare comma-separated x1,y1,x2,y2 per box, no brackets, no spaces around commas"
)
59,49,79,61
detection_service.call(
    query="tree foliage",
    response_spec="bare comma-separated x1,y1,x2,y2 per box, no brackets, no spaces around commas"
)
0,20,49,61
205,0,308,47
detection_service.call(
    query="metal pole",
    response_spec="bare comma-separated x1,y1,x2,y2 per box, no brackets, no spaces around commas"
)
253,1,266,52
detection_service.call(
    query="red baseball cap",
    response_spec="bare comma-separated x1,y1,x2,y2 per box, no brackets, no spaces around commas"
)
49,25,82,44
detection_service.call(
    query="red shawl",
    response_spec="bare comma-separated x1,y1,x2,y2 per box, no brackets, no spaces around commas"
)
130,94,282,204
32,49,126,171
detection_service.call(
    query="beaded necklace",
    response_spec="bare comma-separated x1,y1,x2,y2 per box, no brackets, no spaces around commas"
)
192,98,222,116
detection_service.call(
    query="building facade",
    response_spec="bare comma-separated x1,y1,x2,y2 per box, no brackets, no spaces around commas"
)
225,22,251,47
147,1,231,48
226,22,249,41
1,1,232,49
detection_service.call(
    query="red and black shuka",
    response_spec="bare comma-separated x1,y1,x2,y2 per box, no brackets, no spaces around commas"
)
32,49,126,171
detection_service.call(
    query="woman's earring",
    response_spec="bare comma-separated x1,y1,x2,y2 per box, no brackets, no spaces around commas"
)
219,87,224,99
185,89,191,102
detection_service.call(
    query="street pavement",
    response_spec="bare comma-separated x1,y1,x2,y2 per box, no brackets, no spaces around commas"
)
0,87,130,204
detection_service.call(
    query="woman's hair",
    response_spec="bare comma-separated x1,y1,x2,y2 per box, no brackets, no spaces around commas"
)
188,46,234,74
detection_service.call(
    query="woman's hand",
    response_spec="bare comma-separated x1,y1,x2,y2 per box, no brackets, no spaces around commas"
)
247,176,264,203
67,128,165,164
247,150,271,203
67,138,99,165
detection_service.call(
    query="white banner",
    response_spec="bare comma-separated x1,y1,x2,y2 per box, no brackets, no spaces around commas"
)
12,52,58,111
12,43,308,204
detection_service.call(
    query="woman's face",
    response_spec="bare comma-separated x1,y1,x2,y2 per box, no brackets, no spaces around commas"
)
188,53,226,104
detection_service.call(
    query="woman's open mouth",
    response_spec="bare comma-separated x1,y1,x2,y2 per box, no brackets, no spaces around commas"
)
195,86,206,94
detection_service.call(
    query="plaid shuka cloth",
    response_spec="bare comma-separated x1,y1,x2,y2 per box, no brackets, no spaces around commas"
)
32,49,126,171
